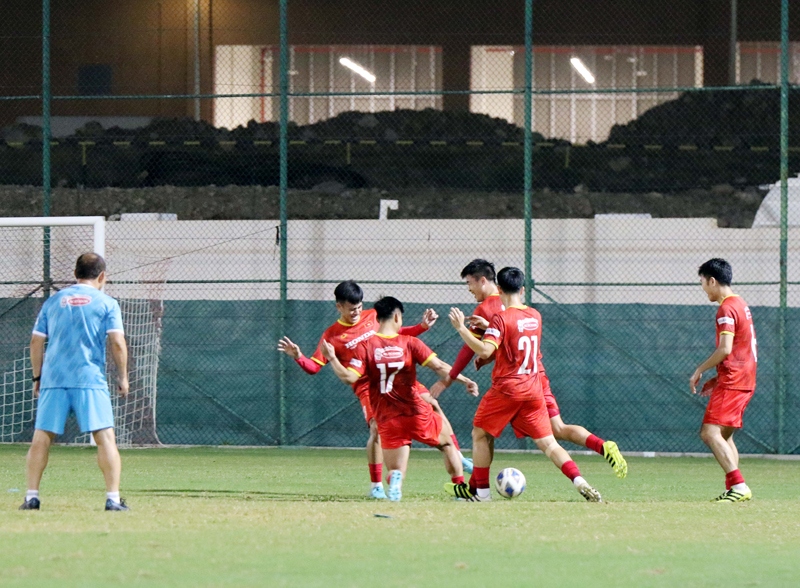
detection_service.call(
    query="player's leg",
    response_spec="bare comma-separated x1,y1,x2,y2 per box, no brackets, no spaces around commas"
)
383,445,410,502
366,413,386,499
700,388,753,502
544,376,627,478
75,388,128,510
514,397,602,502
433,413,464,484
21,388,70,510
550,415,627,479
21,429,56,510
533,434,602,502
700,423,751,502
423,391,473,474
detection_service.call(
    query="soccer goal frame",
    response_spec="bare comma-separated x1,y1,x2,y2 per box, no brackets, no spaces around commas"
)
0,216,163,447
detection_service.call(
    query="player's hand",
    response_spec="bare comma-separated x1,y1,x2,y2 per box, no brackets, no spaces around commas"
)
33,381,40,399
699,376,717,397
421,308,438,330
468,315,490,330
117,376,129,398
449,307,466,330
689,369,702,394
463,378,479,397
277,336,301,359
320,340,336,361
474,356,493,371
429,376,452,399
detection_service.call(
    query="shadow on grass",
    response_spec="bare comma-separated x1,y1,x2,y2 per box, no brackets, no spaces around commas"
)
130,488,369,502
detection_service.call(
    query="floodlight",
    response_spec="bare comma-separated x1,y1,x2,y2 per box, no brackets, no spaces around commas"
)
570,57,595,84
339,57,376,83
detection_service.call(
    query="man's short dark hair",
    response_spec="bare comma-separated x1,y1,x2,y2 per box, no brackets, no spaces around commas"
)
461,259,496,282
334,280,363,304
374,296,404,322
497,266,525,294
75,253,106,280
698,258,732,286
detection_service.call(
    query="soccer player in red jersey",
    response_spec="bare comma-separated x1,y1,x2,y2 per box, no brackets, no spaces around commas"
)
690,258,757,503
278,281,471,499
445,267,602,502
321,296,479,501
431,259,627,478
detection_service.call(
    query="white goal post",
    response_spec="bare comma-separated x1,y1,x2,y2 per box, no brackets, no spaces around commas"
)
0,216,162,447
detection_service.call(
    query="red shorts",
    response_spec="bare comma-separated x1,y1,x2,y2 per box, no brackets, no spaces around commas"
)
473,388,553,440
377,408,443,450
541,373,560,418
353,379,374,425
702,386,754,429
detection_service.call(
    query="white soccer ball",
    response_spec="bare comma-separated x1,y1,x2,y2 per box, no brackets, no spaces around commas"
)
495,467,526,499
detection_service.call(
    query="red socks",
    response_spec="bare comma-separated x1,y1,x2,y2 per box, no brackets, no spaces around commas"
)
451,434,461,451
561,460,581,481
369,463,383,484
585,434,605,455
725,469,745,490
451,475,465,485
469,467,490,492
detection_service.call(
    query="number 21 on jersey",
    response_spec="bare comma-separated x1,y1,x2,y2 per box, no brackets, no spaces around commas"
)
377,362,404,394
517,335,538,375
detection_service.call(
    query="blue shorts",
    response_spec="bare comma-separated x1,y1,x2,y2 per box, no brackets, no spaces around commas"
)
35,388,115,435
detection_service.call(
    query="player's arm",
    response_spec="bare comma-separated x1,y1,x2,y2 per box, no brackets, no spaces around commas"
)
277,336,323,375
690,333,734,393
320,340,360,385
107,331,129,397
423,356,479,397
29,333,46,399
448,307,496,360
398,308,438,337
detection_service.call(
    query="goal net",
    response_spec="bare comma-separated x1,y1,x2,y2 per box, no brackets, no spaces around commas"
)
0,217,164,447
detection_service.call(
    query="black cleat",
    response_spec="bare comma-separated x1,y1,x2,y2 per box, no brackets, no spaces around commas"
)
18,497,40,510
105,498,130,511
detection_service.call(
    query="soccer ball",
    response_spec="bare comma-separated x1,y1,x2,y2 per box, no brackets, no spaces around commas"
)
495,467,526,499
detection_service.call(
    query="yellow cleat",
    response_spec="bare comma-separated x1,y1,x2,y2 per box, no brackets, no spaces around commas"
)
602,440,628,479
712,488,752,503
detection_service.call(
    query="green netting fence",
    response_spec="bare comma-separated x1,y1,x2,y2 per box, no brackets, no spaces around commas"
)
0,0,798,453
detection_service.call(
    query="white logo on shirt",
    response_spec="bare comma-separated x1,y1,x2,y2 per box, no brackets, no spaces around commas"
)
717,316,735,326
517,318,539,332
349,358,363,368
345,330,377,349
60,295,91,307
374,346,404,361
484,328,501,337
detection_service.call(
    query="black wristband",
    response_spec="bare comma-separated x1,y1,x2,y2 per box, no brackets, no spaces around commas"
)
32,376,41,382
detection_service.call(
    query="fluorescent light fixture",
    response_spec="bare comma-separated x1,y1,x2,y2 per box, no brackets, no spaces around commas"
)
339,57,376,83
570,57,595,84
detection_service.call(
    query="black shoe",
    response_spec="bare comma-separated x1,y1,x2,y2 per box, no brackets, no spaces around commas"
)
18,497,40,510
105,498,130,511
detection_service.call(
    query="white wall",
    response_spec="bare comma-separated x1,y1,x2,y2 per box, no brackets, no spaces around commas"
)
213,45,263,130
470,46,515,123
3,218,798,306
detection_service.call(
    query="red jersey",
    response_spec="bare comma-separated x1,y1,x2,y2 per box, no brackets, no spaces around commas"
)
715,295,757,390
482,305,544,401
348,334,437,423
470,294,504,338
311,309,379,368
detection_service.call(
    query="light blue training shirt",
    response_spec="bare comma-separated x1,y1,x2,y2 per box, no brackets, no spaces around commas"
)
32,284,124,390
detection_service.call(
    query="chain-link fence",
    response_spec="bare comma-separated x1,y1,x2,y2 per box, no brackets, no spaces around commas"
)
0,0,798,453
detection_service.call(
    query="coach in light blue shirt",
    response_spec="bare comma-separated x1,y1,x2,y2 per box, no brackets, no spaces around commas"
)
19,253,130,512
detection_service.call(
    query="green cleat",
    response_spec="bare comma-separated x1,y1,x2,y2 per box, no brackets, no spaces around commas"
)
602,441,628,479
712,488,752,503
444,482,487,502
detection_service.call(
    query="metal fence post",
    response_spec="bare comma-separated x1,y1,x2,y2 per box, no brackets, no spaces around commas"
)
278,0,290,446
523,0,534,305
777,0,789,454
42,0,52,299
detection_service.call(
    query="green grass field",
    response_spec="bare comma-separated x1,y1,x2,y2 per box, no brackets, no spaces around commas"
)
1,445,799,587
